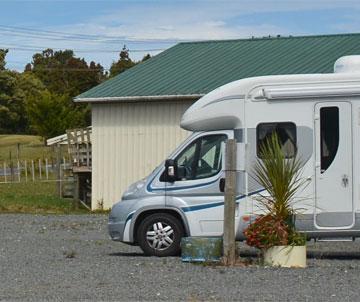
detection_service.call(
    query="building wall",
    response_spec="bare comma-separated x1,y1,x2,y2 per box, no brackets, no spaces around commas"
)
91,101,194,209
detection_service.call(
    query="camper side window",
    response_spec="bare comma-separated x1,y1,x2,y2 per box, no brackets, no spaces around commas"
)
320,107,339,173
256,122,297,158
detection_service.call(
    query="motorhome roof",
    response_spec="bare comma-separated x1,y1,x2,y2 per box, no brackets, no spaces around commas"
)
192,72,360,107
180,71,360,131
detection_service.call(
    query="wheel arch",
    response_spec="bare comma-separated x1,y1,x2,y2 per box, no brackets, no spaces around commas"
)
130,207,190,243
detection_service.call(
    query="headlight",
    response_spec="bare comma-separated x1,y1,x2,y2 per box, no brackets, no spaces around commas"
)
122,179,146,199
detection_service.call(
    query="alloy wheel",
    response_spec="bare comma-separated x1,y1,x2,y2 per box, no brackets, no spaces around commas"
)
146,221,174,251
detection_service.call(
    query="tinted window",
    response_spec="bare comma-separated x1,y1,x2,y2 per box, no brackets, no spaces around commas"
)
176,141,197,179
176,134,227,181
257,122,297,158
320,107,339,173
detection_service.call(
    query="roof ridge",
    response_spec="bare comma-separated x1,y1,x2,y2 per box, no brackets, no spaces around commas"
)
178,32,360,45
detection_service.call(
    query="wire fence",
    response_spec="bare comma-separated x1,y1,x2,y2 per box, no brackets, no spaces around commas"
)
0,157,71,183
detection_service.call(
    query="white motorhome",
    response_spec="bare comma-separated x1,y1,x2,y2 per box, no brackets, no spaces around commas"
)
109,55,360,256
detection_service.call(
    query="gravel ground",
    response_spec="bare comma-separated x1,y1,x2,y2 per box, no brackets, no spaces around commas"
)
1,214,360,302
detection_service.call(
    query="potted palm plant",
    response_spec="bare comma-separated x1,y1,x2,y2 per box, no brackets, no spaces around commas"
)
244,134,307,268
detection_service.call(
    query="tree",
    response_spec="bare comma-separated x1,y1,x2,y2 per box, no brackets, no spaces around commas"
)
25,49,106,132
12,72,46,133
0,49,8,70
28,49,106,97
27,91,87,140
142,54,151,61
24,63,32,72
0,70,45,134
109,45,136,77
0,70,17,133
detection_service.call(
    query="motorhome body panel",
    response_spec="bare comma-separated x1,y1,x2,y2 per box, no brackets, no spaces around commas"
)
181,71,360,238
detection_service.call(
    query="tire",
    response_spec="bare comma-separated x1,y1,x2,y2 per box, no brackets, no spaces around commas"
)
137,213,184,257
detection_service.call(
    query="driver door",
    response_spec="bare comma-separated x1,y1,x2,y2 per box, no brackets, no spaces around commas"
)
165,131,233,236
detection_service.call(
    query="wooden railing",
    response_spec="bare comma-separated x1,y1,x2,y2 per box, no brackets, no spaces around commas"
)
66,128,92,172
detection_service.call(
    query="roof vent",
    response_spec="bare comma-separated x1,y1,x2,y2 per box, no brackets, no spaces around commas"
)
334,55,360,73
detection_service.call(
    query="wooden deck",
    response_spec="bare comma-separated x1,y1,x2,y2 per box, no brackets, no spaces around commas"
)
66,127,92,208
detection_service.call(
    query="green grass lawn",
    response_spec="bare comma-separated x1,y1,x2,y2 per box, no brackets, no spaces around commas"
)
0,135,91,214
0,182,89,214
0,134,67,162
0,134,48,161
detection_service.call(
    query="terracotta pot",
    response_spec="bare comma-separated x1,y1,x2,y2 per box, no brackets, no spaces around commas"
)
263,245,306,268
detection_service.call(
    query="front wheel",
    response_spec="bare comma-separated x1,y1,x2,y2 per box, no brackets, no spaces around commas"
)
137,213,184,256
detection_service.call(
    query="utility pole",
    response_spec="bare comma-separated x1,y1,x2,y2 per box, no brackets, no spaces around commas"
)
222,139,237,266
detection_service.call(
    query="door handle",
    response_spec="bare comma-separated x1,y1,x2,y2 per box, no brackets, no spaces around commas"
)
342,175,349,187
219,178,225,192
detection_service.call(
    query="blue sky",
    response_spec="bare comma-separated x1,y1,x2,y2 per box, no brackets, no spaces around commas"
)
1,0,360,71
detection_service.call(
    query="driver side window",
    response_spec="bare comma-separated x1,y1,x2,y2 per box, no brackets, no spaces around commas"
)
176,134,227,181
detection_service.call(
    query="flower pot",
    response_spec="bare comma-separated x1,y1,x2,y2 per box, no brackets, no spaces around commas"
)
263,245,306,268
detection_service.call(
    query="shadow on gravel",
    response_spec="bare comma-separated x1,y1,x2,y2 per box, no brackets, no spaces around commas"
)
109,248,360,260
239,249,360,260
307,251,360,260
108,252,147,257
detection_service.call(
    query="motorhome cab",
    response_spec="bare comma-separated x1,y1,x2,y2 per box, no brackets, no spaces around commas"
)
109,55,360,256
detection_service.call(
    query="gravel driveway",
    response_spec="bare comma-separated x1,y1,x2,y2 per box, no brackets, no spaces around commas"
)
1,214,360,301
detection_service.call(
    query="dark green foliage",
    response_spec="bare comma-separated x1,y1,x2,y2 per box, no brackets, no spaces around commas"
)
0,46,142,139
27,91,87,140
29,48,106,97
0,70,46,134
0,49,8,70
142,53,151,61
21,48,106,138
109,45,136,77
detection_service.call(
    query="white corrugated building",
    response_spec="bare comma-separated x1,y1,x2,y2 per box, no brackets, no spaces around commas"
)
74,34,360,210
83,100,193,209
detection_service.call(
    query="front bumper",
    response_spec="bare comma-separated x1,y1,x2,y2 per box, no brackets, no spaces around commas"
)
108,221,126,241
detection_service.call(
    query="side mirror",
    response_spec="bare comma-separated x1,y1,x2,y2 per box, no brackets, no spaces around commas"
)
165,159,178,182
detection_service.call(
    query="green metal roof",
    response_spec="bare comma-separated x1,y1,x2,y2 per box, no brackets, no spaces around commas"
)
75,33,360,101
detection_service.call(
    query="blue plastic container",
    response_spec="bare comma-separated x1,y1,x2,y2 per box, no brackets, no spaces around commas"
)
181,237,223,262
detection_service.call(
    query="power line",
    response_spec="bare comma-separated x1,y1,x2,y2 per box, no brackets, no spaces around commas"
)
0,43,165,53
0,24,190,43
0,29,117,44
0,24,190,44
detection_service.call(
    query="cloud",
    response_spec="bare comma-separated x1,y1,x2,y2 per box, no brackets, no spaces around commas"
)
54,0,360,41
330,11,360,32
3,0,360,71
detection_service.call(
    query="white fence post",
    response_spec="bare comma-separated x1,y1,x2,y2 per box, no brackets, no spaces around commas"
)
17,160,20,182
45,158,49,180
4,162,7,183
39,159,42,180
25,160,28,182
31,160,35,182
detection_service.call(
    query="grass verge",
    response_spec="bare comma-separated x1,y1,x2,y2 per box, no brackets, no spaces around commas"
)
0,134,68,161
0,182,89,214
